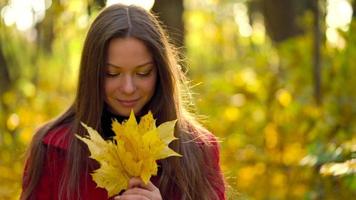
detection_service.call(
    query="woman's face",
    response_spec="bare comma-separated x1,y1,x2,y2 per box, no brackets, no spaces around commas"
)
104,37,157,117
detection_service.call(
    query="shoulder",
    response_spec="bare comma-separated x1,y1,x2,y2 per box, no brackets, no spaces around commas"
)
186,123,220,147
184,123,221,159
198,129,221,158
42,123,72,150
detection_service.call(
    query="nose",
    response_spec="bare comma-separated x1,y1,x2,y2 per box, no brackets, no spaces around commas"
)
121,75,136,94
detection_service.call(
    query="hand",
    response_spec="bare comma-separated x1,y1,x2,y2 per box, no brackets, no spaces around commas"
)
114,177,162,200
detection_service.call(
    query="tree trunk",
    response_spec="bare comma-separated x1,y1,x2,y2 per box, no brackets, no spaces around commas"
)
0,48,10,95
261,0,303,42
87,0,105,15
0,46,11,142
35,0,64,54
152,0,184,48
353,0,356,18
312,0,322,105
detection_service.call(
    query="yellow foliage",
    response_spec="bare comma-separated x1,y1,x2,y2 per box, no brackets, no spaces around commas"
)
303,105,322,118
237,166,256,188
76,111,181,197
233,68,261,93
254,162,266,176
282,142,305,165
264,123,279,149
276,89,292,107
292,184,307,198
224,106,240,122
6,113,20,131
19,127,35,145
272,172,287,188
237,163,266,189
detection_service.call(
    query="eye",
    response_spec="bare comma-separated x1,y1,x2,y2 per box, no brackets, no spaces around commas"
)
136,69,152,77
105,72,120,77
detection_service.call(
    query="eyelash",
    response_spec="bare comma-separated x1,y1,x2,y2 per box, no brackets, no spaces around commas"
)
105,70,152,78
137,70,152,77
106,73,120,77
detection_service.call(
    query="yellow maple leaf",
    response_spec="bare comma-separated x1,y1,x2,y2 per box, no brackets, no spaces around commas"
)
76,111,181,197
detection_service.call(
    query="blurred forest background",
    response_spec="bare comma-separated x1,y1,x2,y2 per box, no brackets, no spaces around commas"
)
0,0,355,199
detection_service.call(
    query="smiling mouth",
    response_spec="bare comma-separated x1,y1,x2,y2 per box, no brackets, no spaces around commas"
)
117,99,139,107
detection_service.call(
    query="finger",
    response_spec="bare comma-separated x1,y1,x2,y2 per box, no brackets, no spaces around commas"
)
144,180,158,192
127,177,146,189
122,187,153,198
127,177,158,192
115,194,149,200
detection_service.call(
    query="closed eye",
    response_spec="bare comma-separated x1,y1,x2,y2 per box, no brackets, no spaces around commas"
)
106,72,120,77
136,70,152,77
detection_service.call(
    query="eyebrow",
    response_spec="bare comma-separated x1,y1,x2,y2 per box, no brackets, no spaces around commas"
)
106,61,154,69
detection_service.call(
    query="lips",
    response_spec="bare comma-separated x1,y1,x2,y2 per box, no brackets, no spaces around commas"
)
117,99,139,107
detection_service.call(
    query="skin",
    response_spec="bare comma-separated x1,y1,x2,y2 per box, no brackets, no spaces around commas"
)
105,37,161,199
114,177,162,200
104,37,157,117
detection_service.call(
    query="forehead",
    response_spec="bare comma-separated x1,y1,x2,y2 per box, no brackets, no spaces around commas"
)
106,37,153,68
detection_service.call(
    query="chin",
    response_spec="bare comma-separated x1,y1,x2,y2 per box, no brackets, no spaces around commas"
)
117,107,139,117
118,111,132,117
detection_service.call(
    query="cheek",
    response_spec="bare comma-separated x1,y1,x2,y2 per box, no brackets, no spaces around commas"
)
104,79,116,97
137,76,157,95
145,75,157,94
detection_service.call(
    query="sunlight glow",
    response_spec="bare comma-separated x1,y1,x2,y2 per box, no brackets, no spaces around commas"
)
1,0,52,31
326,0,353,30
230,93,246,107
326,0,353,49
6,113,20,131
233,2,252,37
106,0,155,10
326,28,346,49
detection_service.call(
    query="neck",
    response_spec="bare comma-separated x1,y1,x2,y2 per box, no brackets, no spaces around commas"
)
101,108,128,139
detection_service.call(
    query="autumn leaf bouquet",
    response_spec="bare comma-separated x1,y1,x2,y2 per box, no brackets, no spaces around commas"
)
76,111,181,197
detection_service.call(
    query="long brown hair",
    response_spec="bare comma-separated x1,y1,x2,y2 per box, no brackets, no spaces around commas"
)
22,4,221,200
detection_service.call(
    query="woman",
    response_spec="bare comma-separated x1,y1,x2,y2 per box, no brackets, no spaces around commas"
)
21,4,226,200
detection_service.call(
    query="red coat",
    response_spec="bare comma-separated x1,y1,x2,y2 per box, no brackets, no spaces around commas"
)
22,124,226,200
